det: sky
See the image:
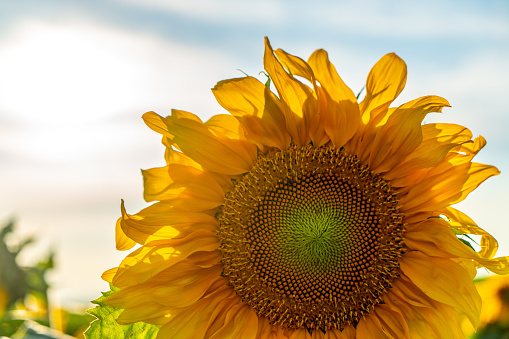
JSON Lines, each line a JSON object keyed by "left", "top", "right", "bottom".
{"left": 0, "top": 0, "right": 508, "bottom": 306}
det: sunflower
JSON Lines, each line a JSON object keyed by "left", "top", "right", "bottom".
{"left": 102, "top": 37, "right": 509, "bottom": 338}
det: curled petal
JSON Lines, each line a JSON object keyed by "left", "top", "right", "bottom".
{"left": 385, "top": 123, "right": 473, "bottom": 185}
{"left": 406, "top": 219, "right": 509, "bottom": 274}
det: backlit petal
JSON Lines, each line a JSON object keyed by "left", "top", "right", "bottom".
{"left": 212, "top": 76, "right": 290, "bottom": 149}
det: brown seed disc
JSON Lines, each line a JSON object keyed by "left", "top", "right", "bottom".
{"left": 218, "top": 144, "right": 404, "bottom": 331}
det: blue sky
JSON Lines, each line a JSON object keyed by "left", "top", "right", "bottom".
{"left": 0, "top": 0, "right": 508, "bottom": 305}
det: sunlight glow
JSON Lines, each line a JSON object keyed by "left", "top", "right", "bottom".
{"left": 0, "top": 20, "right": 152, "bottom": 125}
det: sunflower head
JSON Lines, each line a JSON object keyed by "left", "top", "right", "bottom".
{"left": 98, "top": 37, "right": 508, "bottom": 339}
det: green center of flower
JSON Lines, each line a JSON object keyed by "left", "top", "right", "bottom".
{"left": 218, "top": 145, "right": 404, "bottom": 331}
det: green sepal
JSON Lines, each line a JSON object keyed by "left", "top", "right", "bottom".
{"left": 451, "top": 228, "right": 463, "bottom": 235}
{"left": 450, "top": 227, "right": 478, "bottom": 251}
{"left": 458, "top": 238, "right": 476, "bottom": 251}
{"left": 85, "top": 285, "right": 159, "bottom": 339}
{"left": 259, "top": 71, "right": 271, "bottom": 88}
{"left": 356, "top": 86, "right": 365, "bottom": 100}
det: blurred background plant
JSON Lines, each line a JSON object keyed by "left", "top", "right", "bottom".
{"left": 0, "top": 220, "right": 93, "bottom": 339}
{"left": 461, "top": 274, "right": 509, "bottom": 339}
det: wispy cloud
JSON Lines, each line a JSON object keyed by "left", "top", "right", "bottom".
{"left": 119, "top": 0, "right": 509, "bottom": 39}
{"left": 117, "top": 0, "right": 284, "bottom": 24}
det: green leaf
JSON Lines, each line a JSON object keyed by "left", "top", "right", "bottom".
{"left": 85, "top": 285, "right": 159, "bottom": 339}
{"left": 64, "top": 311, "right": 95, "bottom": 337}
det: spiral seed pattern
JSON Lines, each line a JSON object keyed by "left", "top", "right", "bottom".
{"left": 218, "top": 144, "right": 404, "bottom": 331}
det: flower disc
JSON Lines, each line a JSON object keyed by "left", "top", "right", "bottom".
{"left": 218, "top": 145, "right": 405, "bottom": 330}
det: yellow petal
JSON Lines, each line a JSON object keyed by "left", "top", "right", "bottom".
{"left": 401, "top": 162, "right": 500, "bottom": 213}
{"left": 116, "top": 303, "right": 171, "bottom": 325}
{"left": 163, "top": 145, "right": 201, "bottom": 168}
{"left": 275, "top": 48, "right": 316, "bottom": 85}
{"left": 322, "top": 327, "right": 355, "bottom": 339}
{"left": 355, "top": 315, "right": 392, "bottom": 339}
{"left": 212, "top": 76, "right": 290, "bottom": 149}
{"left": 263, "top": 37, "right": 317, "bottom": 146}
{"left": 359, "top": 53, "right": 407, "bottom": 123}
{"left": 384, "top": 123, "right": 472, "bottom": 184}
{"left": 208, "top": 304, "right": 259, "bottom": 339}
{"left": 405, "top": 219, "right": 509, "bottom": 274}
{"left": 112, "top": 229, "right": 219, "bottom": 288}
{"left": 119, "top": 201, "right": 218, "bottom": 246}
{"left": 307, "top": 49, "right": 361, "bottom": 148}
{"left": 440, "top": 206, "right": 498, "bottom": 259}
{"left": 456, "top": 135, "right": 486, "bottom": 156}
{"left": 275, "top": 47, "right": 333, "bottom": 147}
{"left": 337, "top": 326, "right": 355, "bottom": 339}
{"left": 156, "top": 285, "right": 236, "bottom": 339}
{"left": 384, "top": 288, "right": 465, "bottom": 338}
{"left": 368, "top": 95, "right": 450, "bottom": 173}
{"left": 141, "top": 166, "right": 183, "bottom": 202}
{"left": 115, "top": 212, "right": 136, "bottom": 251}
{"left": 307, "top": 49, "right": 356, "bottom": 105}
{"left": 142, "top": 111, "right": 175, "bottom": 139}
{"left": 256, "top": 317, "right": 289, "bottom": 339}
{"left": 400, "top": 251, "right": 481, "bottom": 328}
{"left": 426, "top": 299, "right": 466, "bottom": 338}
{"left": 106, "top": 263, "right": 222, "bottom": 311}
{"left": 288, "top": 328, "right": 313, "bottom": 339}
{"left": 373, "top": 304, "right": 410, "bottom": 339}
{"left": 101, "top": 267, "right": 117, "bottom": 283}
{"left": 142, "top": 164, "right": 225, "bottom": 210}
{"left": 164, "top": 111, "right": 257, "bottom": 175}
{"left": 203, "top": 295, "right": 239, "bottom": 338}
{"left": 389, "top": 276, "right": 436, "bottom": 309}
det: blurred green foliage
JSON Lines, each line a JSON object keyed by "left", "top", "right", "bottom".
{"left": 0, "top": 219, "right": 93, "bottom": 338}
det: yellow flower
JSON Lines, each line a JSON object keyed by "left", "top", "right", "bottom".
{"left": 102, "top": 37, "right": 509, "bottom": 338}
